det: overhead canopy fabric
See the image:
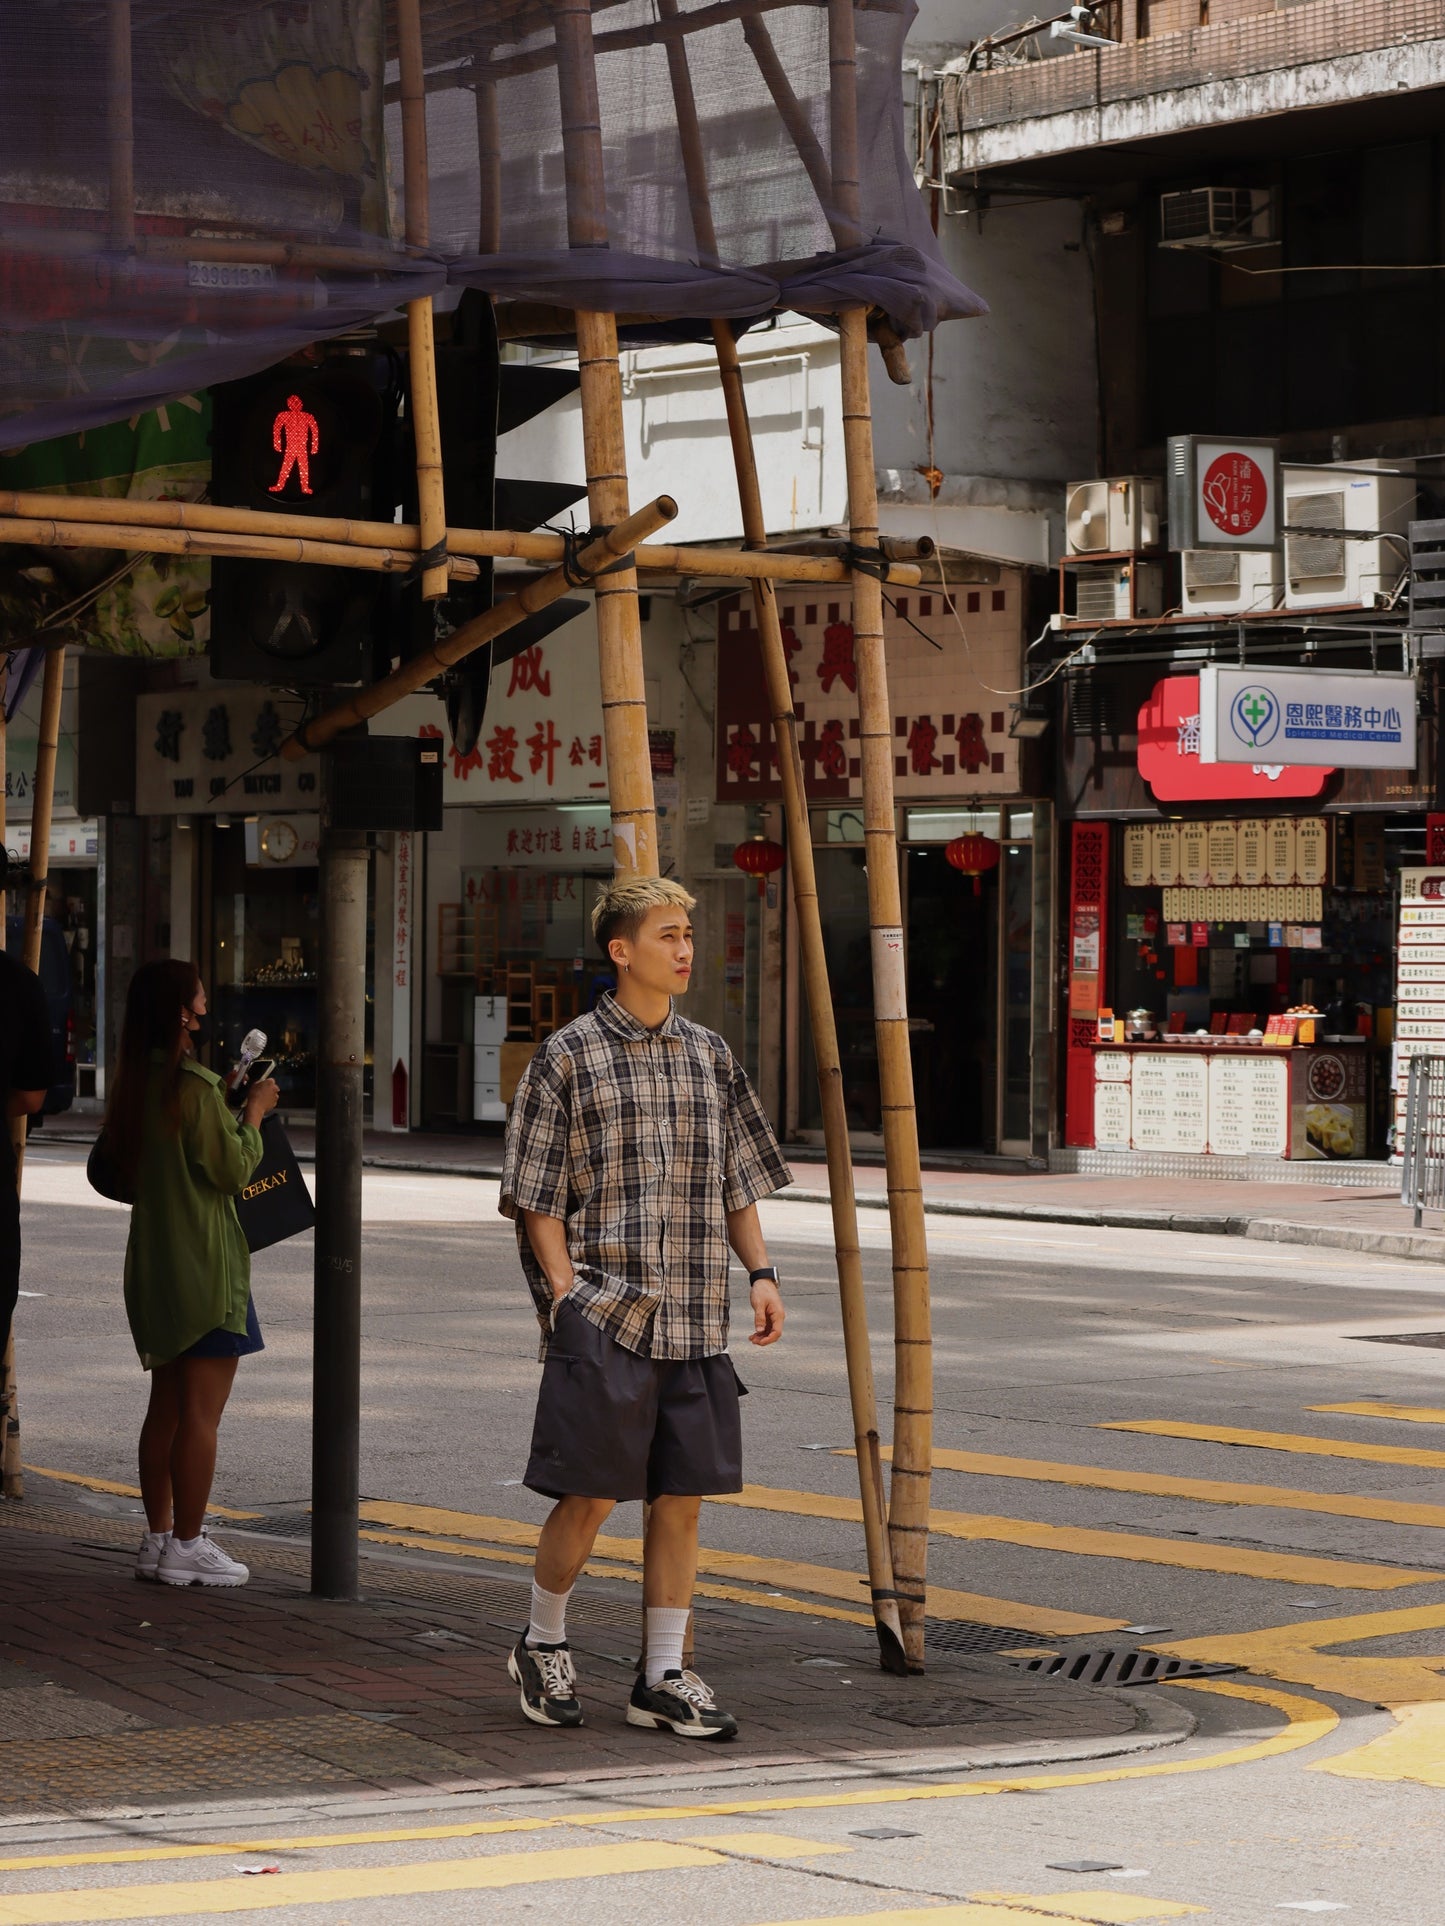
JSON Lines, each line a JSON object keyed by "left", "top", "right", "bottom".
{"left": 0, "top": 0, "right": 983, "bottom": 449}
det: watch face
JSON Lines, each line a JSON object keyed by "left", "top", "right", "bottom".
{"left": 261, "top": 820, "right": 299, "bottom": 862}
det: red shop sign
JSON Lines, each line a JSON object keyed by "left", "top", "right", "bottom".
{"left": 1137, "top": 676, "right": 1331, "bottom": 802}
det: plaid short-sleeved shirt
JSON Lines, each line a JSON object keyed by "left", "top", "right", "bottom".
{"left": 499, "top": 994, "right": 792, "bottom": 1361}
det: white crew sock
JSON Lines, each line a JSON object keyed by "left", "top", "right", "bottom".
{"left": 644, "top": 1607, "right": 691, "bottom": 1687}
{"left": 172, "top": 1536, "right": 201, "bottom": 1554}
{"left": 526, "top": 1581, "right": 571, "bottom": 1648}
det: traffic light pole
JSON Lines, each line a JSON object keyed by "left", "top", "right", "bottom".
{"left": 311, "top": 824, "right": 369, "bottom": 1600}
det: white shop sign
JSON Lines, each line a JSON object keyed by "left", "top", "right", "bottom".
{"left": 1200, "top": 665, "right": 1416, "bottom": 770}
{"left": 136, "top": 690, "right": 320, "bottom": 815}
{"left": 2, "top": 817, "right": 99, "bottom": 866}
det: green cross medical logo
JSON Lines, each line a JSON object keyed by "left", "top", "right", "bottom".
{"left": 1229, "top": 685, "right": 1280, "bottom": 750}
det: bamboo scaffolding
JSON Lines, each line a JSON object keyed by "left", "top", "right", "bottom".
{"left": 282, "top": 495, "right": 676, "bottom": 759}
{"left": 655, "top": 0, "right": 905, "bottom": 1674}
{"left": 0, "top": 516, "right": 480, "bottom": 580}
{"left": 551, "top": 0, "right": 659, "bottom": 882}
{"left": 398, "top": 0, "right": 450, "bottom": 603}
{"left": 829, "top": 0, "right": 933, "bottom": 1672}
{"left": 474, "top": 60, "right": 502, "bottom": 257}
{"left": 0, "top": 494, "right": 920, "bottom": 588}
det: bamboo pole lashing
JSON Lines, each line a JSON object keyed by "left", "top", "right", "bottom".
{"left": 654, "top": 0, "right": 905, "bottom": 1675}
{"left": 0, "top": 517, "right": 480, "bottom": 580}
{"left": 0, "top": 493, "right": 923, "bottom": 588}
{"left": 397, "top": 0, "right": 450, "bottom": 603}
{"left": 283, "top": 494, "right": 677, "bottom": 760}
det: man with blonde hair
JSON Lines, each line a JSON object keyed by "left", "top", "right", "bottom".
{"left": 500, "top": 873, "right": 791, "bottom": 1738}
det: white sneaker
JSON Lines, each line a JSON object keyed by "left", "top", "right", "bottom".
{"left": 157, "top": 1531, "right": 250, "bottom": 1588}
{"left": 135, "top": 1531, "right": 170, "bottom": 1581}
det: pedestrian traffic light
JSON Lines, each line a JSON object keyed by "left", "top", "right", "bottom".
{"left": 404, "top": 292, "right": 588, "bottom": 757}
{"left": 209, "top": 350, "right": 401, "bottom": 686}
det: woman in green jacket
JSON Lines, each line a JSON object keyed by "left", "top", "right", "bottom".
{"left": 100, "top": 959, "right": 278, "bottom": 1588}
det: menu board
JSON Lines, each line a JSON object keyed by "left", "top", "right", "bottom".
{"left": 1267, "top": 818, "right": 1296, "bottom": 886}
{"left": 1206, "top": 822, "right": 1239, "bottom": 888}
{"left": 1131, "top": 1054, "right": 1171, "bottom": 1148}
{"left": 1238, "top": 820, "right": 1267, "bottom": 888}
{"left": 1291, "top": 1046, "right": 1367, "bottom": 1160}
{"left": 1180, "top": 822, "right": 1209, "bottom": 887}
{"left": 1161, "top": 886, "right": 1322, "bottom": 923}
{"left": 1295, "top": 817, "right": 1328, "bottom": 886}
{"left": 1162, "top": 1055, "right": 1208, "bottom": 1153}
{"left": 1094, "top": 1080, "right": 1132, "bottom": 1149}
{"left": 1123, "top": 824, "right": 1152, "bottom": 889}
{"left": 1153, "top": 822, "right": 1180, "bottom": 887}
{"left": 1094, "top": 1051, "right": 1133, "bottom": 1082}
{"left": 1395, "top": 872, "right": 1445, "bottom": 1146}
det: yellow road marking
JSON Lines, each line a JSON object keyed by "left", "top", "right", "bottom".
{"left": 711, "top": 1484, "right": 1434, "bottom": 1591}
{"left": 1160, "top": 1603, "right": 1445, "bottom": 1705}
{"left": 863, "top": 1444, "right": 1445, "bottom": 1534}
{"left": 1311, "top": 1402, "right": 1445, "bottom": 1426}
{"left": 0, "top": 1682, "right": 1335, "bottom": 1876}
{"left": 1099, "top": 1420, "right": 1445, "bottom": 1470}
{"left": 1311, "top": 1700, "right": 1445, "bottom": 1787}
{"left": 0, "top": 1842, "right": 724, "bottom": 1924}
{"left": 973, "top": 1894, "right": 1204, "bottom": 1921}
{"left": 24, "top": 1465, "right": 259, "bottom": 1521}
{"left": 356, "top": 1500, "right": 1120, "bottom": 1635}
{"left": 683, "top": 1831, "right": 850, "bottom": 1857}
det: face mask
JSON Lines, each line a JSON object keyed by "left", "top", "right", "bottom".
{"left": 188, "top": 1016, "right": 212, "bottom": 1050}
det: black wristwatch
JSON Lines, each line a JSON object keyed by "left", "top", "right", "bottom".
{"left": 749, "top": 1266, "right": 780, "bottom": 1286}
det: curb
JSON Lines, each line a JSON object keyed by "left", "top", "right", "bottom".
{"left": 43, "top": 1129, "right": 1441, "bottom": 1263}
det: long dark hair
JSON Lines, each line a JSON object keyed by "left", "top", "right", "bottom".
{"left": 101, "top": 959, "right": 201, "bottom": 1184}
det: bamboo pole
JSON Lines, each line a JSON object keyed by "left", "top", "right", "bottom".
{"left": 551, "top": 0, "right": 658, "bottom": 882}
{"left": 830, "top": 0, "right": 933, "bottom": 1672}
{"left": 740, "top": 13, "right": 838, "bottom": 234}
{"left": 0, "top": 494, "right": 920, "bottom": 587}
{"left": 0, "top": 662, "right": 17, "bottom": 1500}
{"left": 283, "top": 495, "right": 677, "bottom": 759}
{"left": 0, "top": 516, "right": 480, "bottom": 579}
{"left": 654, "top": 0, "right": 905, "bottom": 1673}
{"left": 22, "top": 650, "right": 64, "bottom": 980}
{"left": 474, "top": 60, "right": 502, "bottom": 256}
{"left": 107, "top": 0, "right": 134, "bottom": 250}
{"left": 397, "top": 0, "right": 449, "bottom": 603}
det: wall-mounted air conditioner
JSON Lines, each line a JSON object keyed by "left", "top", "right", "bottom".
{"left": 1282, "top": 470, "right": 1416, "bottom": 611}
{"left": 1064, "top": 475, "right": 1162, "bottom": 555}
{"left": 1180, "top": 545, "right": 1282, "bottom": 616}
{"left": 1072, "top": 558, "right": 1164, "bottom": 623}
{"left": 1160, "top": 187, "right": 1272, "bottom": 251}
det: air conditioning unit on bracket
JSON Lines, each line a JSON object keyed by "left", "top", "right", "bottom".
{"left": 1282, "top": 469, "right": 1416, "bottom": 611}
{"left": 1071, "top": 557, "right": 1165, "bottom": 623}
{"left": 1064, "top": 475, "right": 1162, "bottom": 555}
{"left": 1180, "top": 546, "right": 1282, "bottom": 616}
{"left": 1160, "top": 186, "right": 1272, "bottom": 251}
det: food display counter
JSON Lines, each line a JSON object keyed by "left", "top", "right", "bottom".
{"left": 1090, "top": 1036, "right": 1368, "bottom": 1160}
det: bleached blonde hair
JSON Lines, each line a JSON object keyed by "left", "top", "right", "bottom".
{"left": 591, "top": 875, "right": 696, "bottom": 958}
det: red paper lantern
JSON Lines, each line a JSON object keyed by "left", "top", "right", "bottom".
{"left": 945, "top": 833, "right": 1000, "bottom": 896}
{"left": 733, "top": 837, "right": 786, "bottom": 897}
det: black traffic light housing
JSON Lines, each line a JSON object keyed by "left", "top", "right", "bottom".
{"left": 403, "top": 292, "right": 588, "bottom": 757}
{"left": 209, "top": 349, "right": 401, "bottom": 686}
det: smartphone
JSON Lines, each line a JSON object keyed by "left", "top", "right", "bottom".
{"left": 248, "top": 1060, "right": 276, "bottom": 1085}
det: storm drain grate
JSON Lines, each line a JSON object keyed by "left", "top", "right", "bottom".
{"left": 1009, "top": 1648, "right": 1241, "bottom": 1687}
{"left": 244, "top": 1514, "right": 313, "bottom": 1539}
{"left": 926, "top": 1620, "right": 1047, "bottom": 1657}
{"left": 1351, "top": 1332, "right": 1445, "bottom": 1348}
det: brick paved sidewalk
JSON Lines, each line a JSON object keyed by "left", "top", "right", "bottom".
{"left": 0, "top": 1496, "right": 1180, "bottom": 1826}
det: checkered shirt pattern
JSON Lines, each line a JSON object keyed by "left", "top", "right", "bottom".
{"left": 499, "top": 994, "right": 792, "bottom": 1360}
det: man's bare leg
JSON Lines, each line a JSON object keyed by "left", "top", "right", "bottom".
{"left": 534, "top": 1494, "right": 615, "bottom": 1595}
{"left": 641, "top": 1494, "right": 700, "bottom": 1608}
{"left": 509, "top": 1495, "right": 615, "bottom": 1729}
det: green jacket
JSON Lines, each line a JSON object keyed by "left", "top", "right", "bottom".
{"left": 123, "top": 1056, "right": 264, "bottom": 1369}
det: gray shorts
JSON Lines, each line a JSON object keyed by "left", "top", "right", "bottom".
{"left": 524, "top": 1298, "right": 746, "bottom": 1503}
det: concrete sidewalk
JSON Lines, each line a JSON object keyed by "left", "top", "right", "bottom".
{"left": 41, "top": 1113, "right": 1441, "bottom": 1264}
{"left": 0, "top": 1487, "right": 1187, "bottom": 1826}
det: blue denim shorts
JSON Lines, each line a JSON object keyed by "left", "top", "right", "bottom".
{"left": 183, "top": 1295, "right": 264, "bottom": 1359}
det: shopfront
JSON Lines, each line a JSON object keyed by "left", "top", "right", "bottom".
{"left": 714, "top": 576, "right": 1052, "bottom": 1157}
{"left": 1062, "top": 665, "right": 1433, "bottom": 1166}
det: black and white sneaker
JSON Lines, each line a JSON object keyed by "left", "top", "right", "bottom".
{"left": 507, "top": 1635, "right": 585, "bottom": 1728}
{"left": 626, "top": 1668, "right": 738, "bottom": 1739}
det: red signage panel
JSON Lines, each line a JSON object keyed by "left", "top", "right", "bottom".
{"left": 1138, "top": 676, "right": 1330, "bottom": 803}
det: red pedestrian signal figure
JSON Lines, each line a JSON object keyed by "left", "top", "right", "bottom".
{"left": 269, "top": 393, "right": 319, "bottom": 496}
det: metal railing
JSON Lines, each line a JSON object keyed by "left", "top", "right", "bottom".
{"left": 1400, "top": 1055, "right": 1445, "bottom": 1226}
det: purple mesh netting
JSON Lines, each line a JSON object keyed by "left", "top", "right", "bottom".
{"left": 0, "top": 0, "right": 982, "bottom": 449}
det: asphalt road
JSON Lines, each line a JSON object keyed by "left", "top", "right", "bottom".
{"left": 9, "top": 1144, "right": 1445, "bottom": 1923}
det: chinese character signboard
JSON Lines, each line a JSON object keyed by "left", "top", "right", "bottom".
{"left": 1166, "top": 435, "right": 1280, "bottom": 551}
{"left": 715, "top": 588, "right": 1021, "bottom": 803}
{"left": 1138, "top": 676, "right": 1330, "bottom": 802}
{"left": 135, "top": 690, "right": 321, "bottom": 814}
{"left": 1200, "top": 665, "right": 1417, "bottom": 771}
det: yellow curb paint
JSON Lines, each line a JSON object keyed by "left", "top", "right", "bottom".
{"left": 1099, "top": 1421, "right": 1445, "bottom": 1470}
{"left": 1310, "top": 1700, "right": 1445, "bottom": 1786}
{"left": 862, "top": 1445, "right": 1445, "bottom": 1534}
{"left": 973, "top": 1893, "right": 1205, "bottom": 1921}
{"left": 0, "top": 1842, "right": 725, "bottom": 1925}
{"left": 682, "top": 1832, "right": 851, "bottom": 1857}
{"left": 1158, "top": 1603, "right": 1445, "bottom": 1705}
{"left": 356, "top": 1502, "right": 1120, "bottom": 1636}
{"left": 711, "top": 1484, "right": 1432, "bottom": 1591}
{"left": 1310, "top": 1403, "right": 1445, "bottom": 1427}
{"left": 0, "top": 1681, "right": 1336, "bottom": 1877}
{"left": 23, "top": 1465, "right": 260, "bottom": 1521}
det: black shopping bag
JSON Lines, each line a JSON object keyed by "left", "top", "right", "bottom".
{"left": 235, "top": 1115, "right": 315, "bottom": 1253}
